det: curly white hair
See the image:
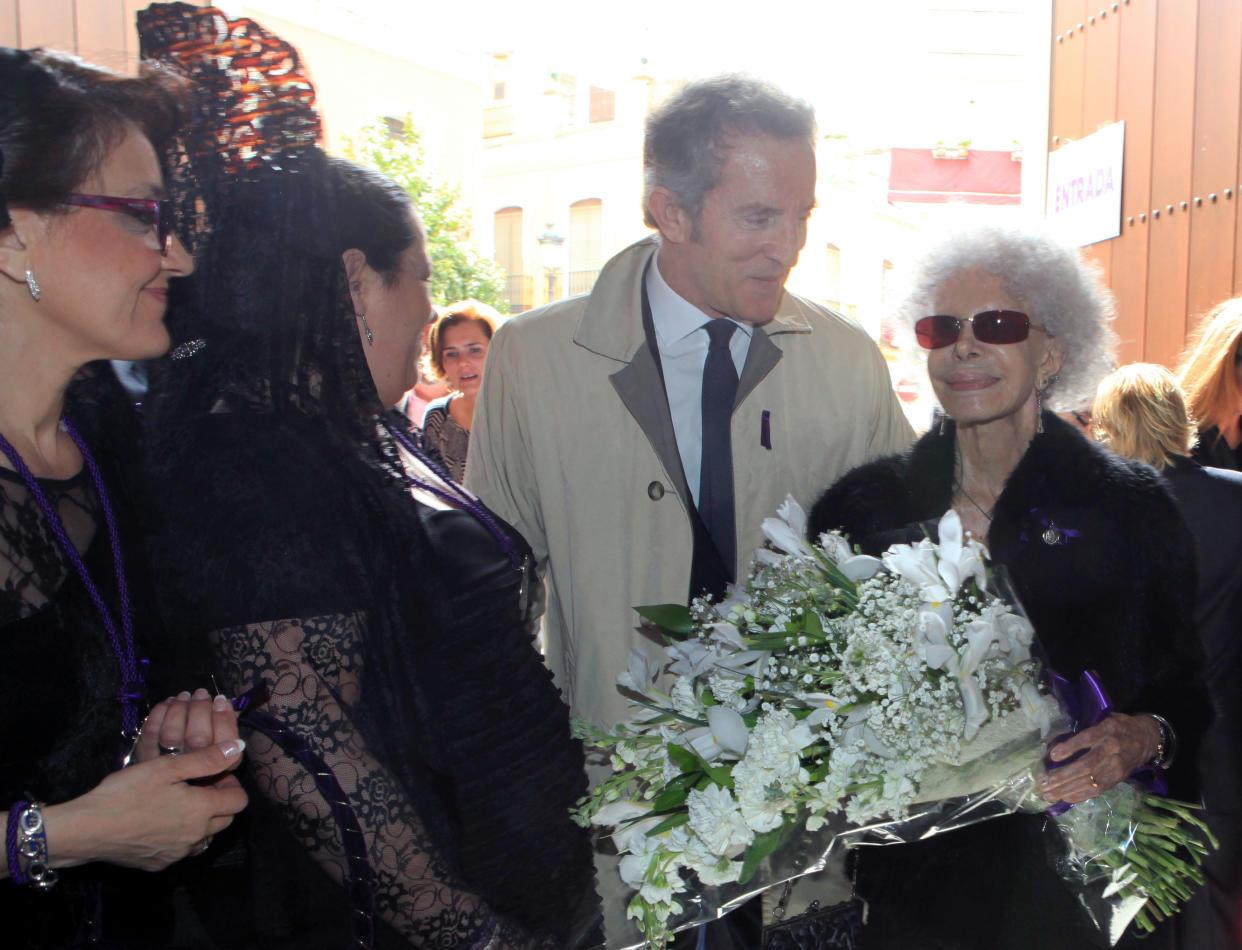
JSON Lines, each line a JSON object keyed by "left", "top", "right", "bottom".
{"left": 894, "top": 225, "right": 1118, "bottom": 412}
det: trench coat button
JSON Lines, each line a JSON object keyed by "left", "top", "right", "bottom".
{"left": 647, "top": 481, "right": 666, "bottom": 501}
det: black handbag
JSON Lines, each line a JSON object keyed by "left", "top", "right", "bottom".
{"left": 762, "top": 881, "right": 864, "bottom": 950}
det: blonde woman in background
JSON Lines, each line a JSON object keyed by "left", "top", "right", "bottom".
{"left": 1178, "top": 297, "right": 1242, "bottom": 470}
{"left": 1095, "top": 363, "right": 1242, "bottom": 950}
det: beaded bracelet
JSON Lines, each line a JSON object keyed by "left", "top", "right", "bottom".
{"left": 6, "top": 800, "right": 28, "bottom": 884}
{"left": 6, "top": 801, "right": 57, "bottom": 889}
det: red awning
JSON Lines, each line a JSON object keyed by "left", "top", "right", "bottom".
{"left": 887, "top": 148, "right": 1021, "bottom": 205}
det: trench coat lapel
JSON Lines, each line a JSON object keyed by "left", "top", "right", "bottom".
{"left": 735, "top": 327, "right": 783, "bottom": 410}
{"left": 609, "top": 315, "right": 693, "bottom": 506}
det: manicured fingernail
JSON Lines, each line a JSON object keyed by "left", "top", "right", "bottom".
{"left": 221, "top": 739, "right": 245, "bottom": 759}
{"left": 177, "top": 691, "right": 192, "bottom": 701}
{"left": 192, "top": 687, "right": 210, "bottom": 700}
{"left": 213, "top": 694, "right": 229, "bottom": 712}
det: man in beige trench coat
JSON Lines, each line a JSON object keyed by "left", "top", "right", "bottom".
{"left": 468, "top": 74, "right": 912, "bottom": 731}
{"left": 467, "top": 72, "right": 914, "bottom": 949}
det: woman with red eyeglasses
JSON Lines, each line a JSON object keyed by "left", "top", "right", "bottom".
{"left": 0, "top": 48, "right": 247, "bottom": 947}
{"left": 806, "top": 226, "right": 1207, "bottom": 949}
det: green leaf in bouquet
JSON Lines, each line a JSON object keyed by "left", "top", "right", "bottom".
{"left": 739, "top": 824, "right": 790, "bottom": 884}
{"left": 811, "top": 551, "right": 859, "bottom": 601}
{"left": 652, "top": 771, "right": 701, "bottom": 811}
{"left": 646, "top": 811, "right": 691, "bottom": 836}
{"left": 666, "top": 742, "right": 701, "bottom": 772}
{"left": 636, "top": 603, "right": 696, "bottom": 638}
{"left": 631, "top": 697, "right": 706, "bottom": 727}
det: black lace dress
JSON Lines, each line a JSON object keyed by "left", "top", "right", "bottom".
{"left": 147, "top": 409, "right": 598, "bottom": 949}
{"left": 0, "top": 390, "right": 170, "bottom": 948}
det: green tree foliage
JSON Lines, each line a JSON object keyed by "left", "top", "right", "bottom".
{"left": 342, "top": 115, "right": 508, "bottom": 312}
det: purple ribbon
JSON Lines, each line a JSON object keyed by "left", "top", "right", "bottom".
{"left": 230, "top": 680, "right": 374, "bottom": 949}
{"left": 1042, "top": 668, "right": 1167, "bottom": 815}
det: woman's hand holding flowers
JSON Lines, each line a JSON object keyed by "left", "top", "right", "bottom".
{"left": 1039, "top": 712, "right": 1163, "bottom": 804}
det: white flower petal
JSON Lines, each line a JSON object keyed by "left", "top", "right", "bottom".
{"left": 707, "top": 705, "right": 750, "bottom": 756}
{"left": 840, "top": 554, "right": 882, "bottom": 581}
{"left": 776, "top": 494, "right": 808, "bottom": 539}
{"left": 761, "top": 515, "right": 814, "bottom": 558}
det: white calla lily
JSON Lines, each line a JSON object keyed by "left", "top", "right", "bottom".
{"left": 958, "top": 673, "right": 988, "bottom": 741}
{"left": 817, "top": 530, "right": 854, "bottom": 565}
{"left": 761, "top": 495, "right": 816, "bottom": 558}
{"left": 883, "top": 540, "right": 950, "bottom": 600}
{"left": 707, "top": 705, "right": 750, "bottom": 756}
{"left": 754, "top": 547, "right": 784, "bottom": 566}
{"left": 616, "top": 647, "right": 658, "bottom": 698}
{"left": 665, "top": 639, "right": 715, "bottom": 677}
{"left": 705, "top": 621, "right": 746, "bottom": 649}
{"left": 960, "top": 617, "right": 1001, "bottom": 675}
{"left": 777, "top": 494, "right": 808, "bottom": 537}
{"left": 592, "top": 800, "right": 652, "bottom": 828}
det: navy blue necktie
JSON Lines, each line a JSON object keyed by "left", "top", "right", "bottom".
{"left": 699, "top": 319, "right": 738, "bottom": 582}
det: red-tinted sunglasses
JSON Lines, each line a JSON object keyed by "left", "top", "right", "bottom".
{"left": 915, "top": 310, "right": 1043, "bottom": 349}
{"left": 62, "top": 193, "right": 176, "bottom": 256}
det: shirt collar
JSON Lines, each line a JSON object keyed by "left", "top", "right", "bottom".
{"left": 646, "top": 249, "right": 753, "bottom": 348}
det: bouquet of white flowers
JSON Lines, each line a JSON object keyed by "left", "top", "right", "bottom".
{"left": 575, "top": 499, "right": 1215, "bottom": 948}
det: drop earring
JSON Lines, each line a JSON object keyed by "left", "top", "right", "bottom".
{"left": 358, "top": 311, "right": 374, "bottom": 346}
{"left": 25, "top": 269, "right": 40, "bottom": 301}
{"left": 1035, "top": 381, "right": 1045, "bottom": 434}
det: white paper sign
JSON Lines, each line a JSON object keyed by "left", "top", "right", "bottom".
{"left": 1045, "top": 121, "right": 1125, "bottom": 247}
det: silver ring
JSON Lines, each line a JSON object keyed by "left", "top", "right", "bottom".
{"left": 158, "top": 743, "right": 184, "bottom": 756}
{"left": 190, "top": 836, "right": 212, "bottom": 856}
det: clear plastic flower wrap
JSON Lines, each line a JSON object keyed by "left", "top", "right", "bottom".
{"left": 574, "top": 499, "right": 1215, "bottom": 948}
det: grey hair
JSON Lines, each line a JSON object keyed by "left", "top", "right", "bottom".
{"left": 642, "top": 74, "right": 815, "bottom": 230}
{"left": 896, "top": 225, "right": 1117, "bottom": 412}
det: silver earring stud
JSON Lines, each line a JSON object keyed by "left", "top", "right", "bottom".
{"left": 25, "top": 269, "right": 40, "bottom": 301}
{"left": 358, "top": 311, "right": 374, "bottom": 346}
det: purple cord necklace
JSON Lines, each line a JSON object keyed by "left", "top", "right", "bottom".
{"left": 379, "top": 415, "right": 521, "bottom": 569}
{"left": 0, "top": 418, "right": 143, "bottom": 738}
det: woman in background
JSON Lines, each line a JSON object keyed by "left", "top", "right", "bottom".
{"left": 1094, "top": 363, "right": 1242, "bottom": 950}
{"left": 1178, "top": 297, "right": 1242, "bottom": 470}
{"left": 421, "top": 299, "right": 499, "bottom": 483}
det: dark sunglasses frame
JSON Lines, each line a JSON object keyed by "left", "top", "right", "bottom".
{"left": 62, "top": 193, "right": 175, "bottom": 256}
{"left": 915, "top": 310, "right": 1038, "bottom": 349}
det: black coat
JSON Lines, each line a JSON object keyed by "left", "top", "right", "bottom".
{"left": 808, "top": 413, "right": 1208, "bottom": 950}
{"left": 1162, "top": 458, "right": 1242, "bottom": 949}
{"left": 1191, "top": 425, "right": 1242, "bottom": 471}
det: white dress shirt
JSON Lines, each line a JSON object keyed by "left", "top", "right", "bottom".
{"left": 645, "top": 252, "right": 752, "bottom": 505}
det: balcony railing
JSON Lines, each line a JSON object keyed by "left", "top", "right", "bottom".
{"left": 503, "top": 274, "right": 534, "bottom": 313}
{"left": 568, "top": 269, "right": 600, "bottom": 296}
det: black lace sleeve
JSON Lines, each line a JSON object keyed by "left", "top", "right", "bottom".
{"left": 210, "top": 611, "right": 550, "bottom": 949}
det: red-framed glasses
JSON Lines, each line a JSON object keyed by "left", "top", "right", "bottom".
{"left": 915, "top": 310, "right": 1044, "bottom": 350}
{"left": 62, "top": 193, "right": 175, "bottom": 256}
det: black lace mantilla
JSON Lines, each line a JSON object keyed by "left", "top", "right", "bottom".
{"left": 146, "top": 411, "right": 598, "bottom": 948}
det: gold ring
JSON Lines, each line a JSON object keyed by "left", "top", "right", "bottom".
{"left": 1088, "top": 775, "right": 1099, "bottom": 789}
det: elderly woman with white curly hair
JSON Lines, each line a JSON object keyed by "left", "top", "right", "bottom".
{"left": 807, "top": 226, "right": 1208, "bottom": 949}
